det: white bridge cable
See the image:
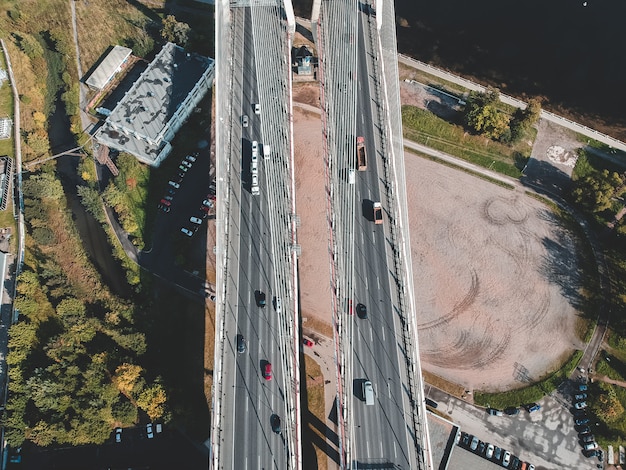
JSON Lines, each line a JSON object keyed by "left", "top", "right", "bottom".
{"left": 250, "top": 4, "right": 301, "bottom": 469}
{"left": 366, "top": 0, "right": 433, "bottom": 467}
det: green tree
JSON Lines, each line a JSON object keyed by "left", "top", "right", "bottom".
{"left": 77, "top": 185, "right": 105, "bottom": 221}
{"left": 137, "top": 383, "right": 168, "bottom": 421}
{"left": 160, "top": 15, "right": 190, "bottom": 46}
{"left": 463, "top": 87, "right": 510, "bottom": 139}
{"left": 572, "top": 170, "right": 626, "bottom": 213}
{"left": 25, "top": 130, "right": 50, "bottom": 156}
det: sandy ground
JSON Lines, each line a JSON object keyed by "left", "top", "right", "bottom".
{"left": 293, "top": 79, "right": 587, "bottom": 392}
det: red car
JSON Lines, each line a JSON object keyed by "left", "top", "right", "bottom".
{"left": 160, "top": 199, "right": 171, "bottom": 206}
{"left": 263, "top": 363, "right": 272, "bottom": 380}
{"left": 303, "top": 338, "right": 314, "bottom": 348}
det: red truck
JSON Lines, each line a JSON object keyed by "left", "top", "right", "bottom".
{"left": 356, "top": 136, "right": 367, "bottom": 171}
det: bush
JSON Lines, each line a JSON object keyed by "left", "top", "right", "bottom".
{"left": 31, "top": 227, "right": 55, "bottom": 245}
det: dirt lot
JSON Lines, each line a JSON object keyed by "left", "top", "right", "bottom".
{"left": 293, "top": 80, "right": 586, "bottom": 392}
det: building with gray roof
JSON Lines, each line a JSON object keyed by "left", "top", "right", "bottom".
{"left": 85, "top": 45, "right": 132, "bottom": 90}
{"left": 94, "top": 42, "right": 215, "bottom": 167}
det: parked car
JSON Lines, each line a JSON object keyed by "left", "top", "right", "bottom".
{"left": 181, "top": 160, "right": 193, "bottom": 168}
{"left": 583, "top": 448, "right": 597, "bottom": 458}
{"left": 274, "top": 297, "right": 282, "bottom": 314}
{"left": 574, "top": 401, "right": 587, "bottom": 410}
{"left": 486, "top": 443, "right": 494, "bottom": 459}
{"left": 157, "top": 204, "right": 170, "bottom": 213}
{"left": 263, "top": 362, "right": 272, "bottom": 380}
{"left": 470, "top": 436, "right": 479, "bottom": 451}
{"left": 477, "top": 441, "right": 486, "bottom": 455}
{"left": 573, "top": 409, "right": 587, "bottom": 418}
{"left": 461, "top": 432, "right": 470, "bottom": 447}
{"left": 303, "top": 338, "right": 314, "bottom": 347}
{"left": 574, "top": 393, "right": 588, "bottom": 400}
{"left": 164, "top": 195, "right": 174, "bottom": 201}
{"left": 203, "top": 199, "right": 214, "bottom": 208}
{"left": 190, "top": 216, "right": 203, "bottom": 225}
{"left": 185, "top": 154, "right": 197, "bottom": 162}
{"left": 115, "top": 428, "right": 122, "bottom": 443}
{"left": 494, "top": 446, "right": 502, "bottom": 461}
{"left": 178, "top": 164, "right": 188, "bottom": 172}
{"left": 487, "top": 407, "right": 504, "bottom": 416}
{"left": 181, "top": 227, "right": 194, "bottom": 237}
{"left": 578, "top": 425, "right": 591, "bottom": 435}
{"left": 581, "top": 434, "right": 595, "bottom": 443}
{"left": 504, "top": 406, "right": 519, "bottom": 415}
{"left": 510, "top": 456, "right": 520, "bottom": 469}
{"left": 575, "top": 417, "right": 590, "bottom": 425}
{"left": 524, "top": 403, "right": 541, "bottom": 412}
{"left": 254, "top": 103, "right": 261, "bottom": 114}
{"left": 579, "top": 384, "right": 588, "bottom": 391}
{"left": 242, "top": 114, "right": 249, "bottom": 127}
{"left": 160, "top": 199, "right": 171, "bottom": 206}
{"left": 503, "top": 450, "right": 511, "bottom": 467}
{"left": 168, "top": 180, "right": 180, "bottom": 189}
{"left": 146, "top": 423, "right": 154, "bottom": 439}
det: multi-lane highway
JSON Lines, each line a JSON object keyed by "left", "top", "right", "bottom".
{"left": 346, "top": 10, "right": 414, "bottom": 469}
{"left": 213, "top": 1, "right": 299, "bottom": 469}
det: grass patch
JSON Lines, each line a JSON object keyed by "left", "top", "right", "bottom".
{"left": 302, "top": 315, "right": 333, "bottom": 338}
{"left": 302, "top": 354, "right": 328, "bottom": 470}
{"left": 422, "top": 370, "right": 466, "bottom": 398}
{"left": 474, "top": 350, "right": 583, "bottom": 409}
{"left": 404, "top": 146, "right": 516, "bottom": 190}
{"left": 402, "top": 105, "right": 529, "bottom": 178}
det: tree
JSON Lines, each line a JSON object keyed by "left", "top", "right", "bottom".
{"left": 137, "top": 383, "right": 168, "bottom": 421}
{"left": 113, "top": 363, "right": 144, "bottom": 397}
{"left": 160, "top": 15, "right": 190, "bottom": 47}
{"left": 572, "top": 170, "right": 626, "bottom": 213}
{"left": 463, "top": 87, "right": 510, "bottom": 140}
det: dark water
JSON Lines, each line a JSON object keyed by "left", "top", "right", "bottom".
{"left": 294, "top": 0, "right": 626, "bottom": 140}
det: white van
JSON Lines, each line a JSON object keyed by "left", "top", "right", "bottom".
{"left": 363, "top": 381, "right": 374, "bottom": 406}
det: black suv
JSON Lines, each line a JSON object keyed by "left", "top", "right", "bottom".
{"left": 256, "top": 290, "right": 266, "bottom": 308}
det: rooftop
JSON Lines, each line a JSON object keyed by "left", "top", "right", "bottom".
{"left": 85, "top": 45, "right": 132, "bottom": 90}
{"left": 95, "top": 43, "right": 214, "bottom": 165}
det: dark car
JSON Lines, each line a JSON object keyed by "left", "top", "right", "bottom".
{"left": 477, "top": 441, "right": 486, "bottom": 455}
{"left": 425, "top": 398, "right": 438, "bottom": 409}
{"left": 461, "top": 432, "right": 470, "bottom": 447}
{"left": 573, "top": 409, "right": 587, "bottom": 418}
{"left": 493, "top": 446, "right": 502, "bottom": 461}
{"left": 256, "top": 290, "right": 266, "bottom": 307}
{"left": 356, "top": 303, "right": 367, "bottom": 319}
{"left": 236, "top": 334, "right": 246, "bottom": 354}
{"left": 504, "top": 406, "right": 519, "bottom": 415}
{"left": 581, "top": 434, "right": 595, "bottom": 443}
{"left": 578, "top": 425, "right": 591, "bottom": 435}
{"left": 510, "top": 456, "right": 521, "bottom": 469}
{"left": 583, "top": 448, "right": 597, "bottom": 458}
{"left": 270, "top": 414, "right": 282, "bottom": 434}
{"left": 487, "top": 407, "right": 503, "bottom": 416}
{"left": 575, "top": 418, "right": 590, "bottom": 426}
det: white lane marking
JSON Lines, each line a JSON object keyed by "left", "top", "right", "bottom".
{"left": 377, "top": 277, "right": 380, "bottom": 290}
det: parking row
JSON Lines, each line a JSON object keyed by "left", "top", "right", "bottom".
{"left": 570, "top": 382, "right": 604, "bottom": 462}
{"left": 458, "top": 431, "right": 535, "bottom": 469}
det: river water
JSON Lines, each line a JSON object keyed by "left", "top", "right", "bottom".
{"left": 293, "top": 0, "right": 626, "bottom": 140}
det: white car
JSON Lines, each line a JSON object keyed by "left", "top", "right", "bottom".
{"left": 242, "top": 115, "right": 249, "bottom": 127}
{"left": 185, "top": 154, "right": 196, "bottom": 162}
{"left": 251, "top": 160, "right": 258, "bottom": 175}
{"left": 254, "top": 103, "right": 260, "bottom": 115}
{"left": 115, "top": 428, "right": 122, "bottom": 443}
{"left": 146, "top": 423, "right": 154, "bottom": 439}
{"left": 181, "top": 227, "right": 193, "bottom": 237}
{"left": 181, "top": 160, "right": 193, "bottom": 168}
{"left": 251, "top": 173, "right": 259, "bottom": 188}
{"left": 486, "top": 443, "right": 494, "bottom": 459}
{"left": 190, "top": 216, "right": 202, "bottom": 225}
{"left": 275, "top": 297, "right": 282, "bottom": 314}
{"left": 168, "top": 181, "right": 180, "bottom": 189}
{"left": 502, "top": 450, "right": 511, "bottom": 467}
{"left": 574, "top": 401, "right": 587, "bottom": 409}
